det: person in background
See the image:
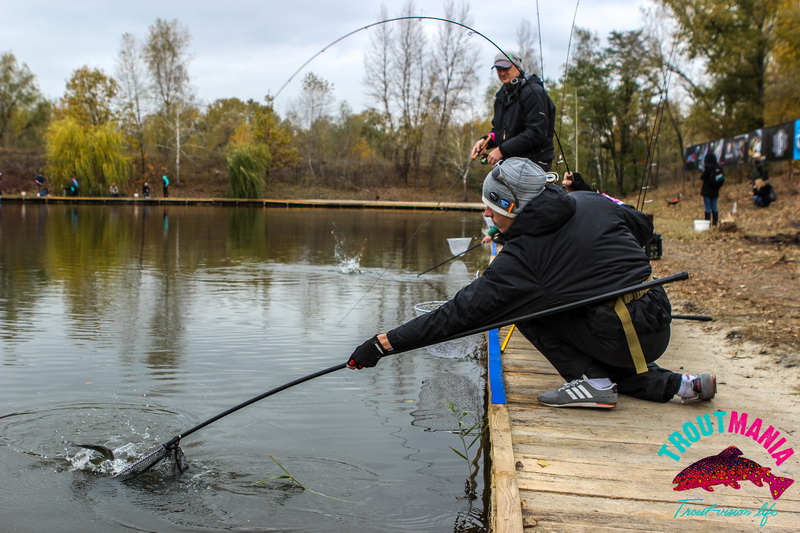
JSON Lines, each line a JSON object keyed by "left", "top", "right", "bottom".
{"left": 110, "top": 183, "right": 120, "bottom": 197}
{"left": 346, "top": 157, "right": 715, "bottom": 409}
{"left": 750, "top": 152, "right": 769, "bottom": 183}
{"left": 699, "top": 153, "right": 724, "bottom": 226}
{"left": 471, "top": 51, "right": 555, "bottom": 170}
{"left": 752, "top": 178, "right": 776, "bottom": 208}
{"left": 142, "top": 182, "right": 151, "bottom": 199}
{"left": 162, "top": 175, "right": 170, "bottom": 198}
{"left": 70, "top": 177, "right": 79, "bottom": 197}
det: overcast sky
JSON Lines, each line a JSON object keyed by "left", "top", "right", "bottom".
{"left": 1, "top": 0, "right": 655, "bottom": 114}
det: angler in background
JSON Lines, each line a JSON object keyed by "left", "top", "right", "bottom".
{"left": 347, "top": 158, "right": 716, "bottom": 409}
{"left": 470, "top": 52, "right": 555, "bottom": 170}
{"left": 752, "top": 178, "right": 776, "bottom": 208}
{"left": 699, "top": 153, "right": 724, "bottom": 226}
{"left": 751, "top": 151, "right": 769, "bottom": 183}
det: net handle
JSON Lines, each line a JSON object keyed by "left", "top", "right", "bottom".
{"left": 177, "top": 363, "right": 347, "bottom": 441}
{"left": 152, "top": 272, "right": 688, "bottom": 450}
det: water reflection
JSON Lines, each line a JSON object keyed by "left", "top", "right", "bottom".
{"left": 0, "top": 203, "right": 489, "bottom": 532}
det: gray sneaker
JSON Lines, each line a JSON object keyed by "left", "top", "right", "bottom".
{"left": 538, "top": 377, "right": 618, "bottom": 408}
{"left": 679, "top": 374, "right": 717, "bottom": 404}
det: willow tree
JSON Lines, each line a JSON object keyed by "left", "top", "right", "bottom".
{"left": 44, "top": 66, "right": 129, "bottom": 195}
{"left": 226, "top": 144, "right": 269, "bottom": 198}
{"left": 45, "top": 117, "right": 130, "bottom": 195}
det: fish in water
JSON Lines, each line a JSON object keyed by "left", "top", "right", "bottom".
{"left": 78, "top": 444, "right": 115, "bottom": 461}
{"left": 673, "top": 445, "right": 794, "bottom": 500}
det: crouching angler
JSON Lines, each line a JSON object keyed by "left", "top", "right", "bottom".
{"left": 346, "top": 158, "right": 716, "bottom": 408}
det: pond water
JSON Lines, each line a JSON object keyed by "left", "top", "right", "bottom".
{"left": 0, "top": 203, "right": 490, "bottom": 532}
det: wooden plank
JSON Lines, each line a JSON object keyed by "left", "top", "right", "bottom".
{"left": 489, "top": 403, "right": 524, "bottom": 533}
{"left": 488, "top": 320, "right": 800, "bottom": 532}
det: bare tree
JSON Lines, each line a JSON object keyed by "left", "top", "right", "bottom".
{"left": 116, "top": 33, "right": 150, "bottom": 180}
{"left": 428, "top": 0, "right": 479, "bottom": 188}
{"left": 365, "top": 1, "right": 433, "bottom": 185}
{"left": 144, "top": 18, "right": 193, "bottom": 183}
{"left": 288, "top": 72, "right": 335, "bottom": 180}
{"left": 516, "top": 20, "right": 542, "bottom": 78}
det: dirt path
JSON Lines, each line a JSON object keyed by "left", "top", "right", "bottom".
{"left": 647, "top": 177, "right": 800, "bottom": 377}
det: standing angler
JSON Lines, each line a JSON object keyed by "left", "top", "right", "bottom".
{"left": 347, "top": 158, "right": 716, "bottom": 408}
{"left": 471, "top": 52, "right": 555, "bottom": 170}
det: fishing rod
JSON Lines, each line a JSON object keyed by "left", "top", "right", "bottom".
{"left": 555, "top": 0, "right": 581, "bottom": 175}
{"left": 266, "top": 16, "right": 502, "bottom": 325}
{"left": 636, "top": 39, "right": 679, "bottom": 211}
{"left": 111, "top": 271, "right": 689, "bottom": 481}
{"left": 416, "top": 241, "right": 483, "bottom": 277}
{"left": 274, "top": 16, "right": 508, "bottom": 102}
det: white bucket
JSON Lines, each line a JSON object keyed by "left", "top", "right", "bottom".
{"left": 447, "top": 237, "right": 472, "bottom": 256}
{"left": 694, "top": 220, "right": 711, "bottom": 232}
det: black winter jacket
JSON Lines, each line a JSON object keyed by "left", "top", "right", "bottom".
{"left": 387, "top": 187, "right": 670, "bottom": 353}
{"left": 490, "top": 73, "right": 555, "bottom": 166}
{"left": 700, "top": 163, "right": 724, "bottom": 199}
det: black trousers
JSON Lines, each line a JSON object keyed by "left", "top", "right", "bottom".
{"left": 517, "top": 307, "right": 681, "bottom": 403}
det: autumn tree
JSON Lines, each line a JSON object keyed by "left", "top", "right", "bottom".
{"left": 45, "top": 67, "right": 129, "bottom": 194}
{"left": 657, "top": 0, "right": 780, "bottom": 136}
{"left": 0, "top": 52, "right": 49, "bottom": 148}
{"left": 61, "top": 66, "right": 119, "bottom": 126}
{"left": 765, "top": 0, "right": 800, "bottom": 124}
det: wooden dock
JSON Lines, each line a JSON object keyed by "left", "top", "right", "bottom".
{"left": 1, "top": 195, "right": 483, "bottom": 212}
{"left": 487, "top": 321, "right": 800, "bottom": 532}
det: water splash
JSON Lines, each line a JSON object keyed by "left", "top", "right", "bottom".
{"left": 332, "top": 224, "right": 362, "bottom": 274}
{"left": 338, "top": 257, "right": 362, "bottom": 274}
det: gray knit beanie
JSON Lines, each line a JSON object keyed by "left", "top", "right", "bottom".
{"left": 482, "top": 158, "right": 547, "bottom": 218}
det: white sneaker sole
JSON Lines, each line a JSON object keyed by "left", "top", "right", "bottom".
{"left": 538, "top": 399, "right": 617, "bottom": 409}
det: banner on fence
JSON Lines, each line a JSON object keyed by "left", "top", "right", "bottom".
{"left": 684, "top": 119, "right": 799, "bottom": 171}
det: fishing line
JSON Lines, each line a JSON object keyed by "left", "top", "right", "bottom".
{"left": 536, "top": 0, "right": 545, "bottom": 80}
{"left": 335, "top": 155, "right": 477, "bottom": 326}
{"left": 273, "top": 16, "right": 509, "bottom": 102}
{"left": 269, "top": 16, "right": 511, "bottom": 327}
{"left": 555, "top": 0, "right": 581, "bottom": 173}
{"left": 268, "top": 16, "right": 558, "bottom": 325}
{"left": 635, "top": 39, "right": 678, "bottom": 211}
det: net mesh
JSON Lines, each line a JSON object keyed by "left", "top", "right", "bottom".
{"left": 411, "top": 373, "right": 482, "bottom": 432}
{"left": 413, "top": 301, "right": 483, "bottom": 359}
{"left": 115, "top": 442, "right": 187, "bottom": 480}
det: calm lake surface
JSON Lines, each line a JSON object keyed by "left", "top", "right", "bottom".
{"left": 0, "top": 202, "right": 490, "bottom": 532}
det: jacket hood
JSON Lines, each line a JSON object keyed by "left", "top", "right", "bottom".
{"left": 506, "top": 185, "right": 576, "bottom": 238}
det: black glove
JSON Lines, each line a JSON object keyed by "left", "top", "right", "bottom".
{"left": 347, "top": 335, "right": 390, "bottom": 369}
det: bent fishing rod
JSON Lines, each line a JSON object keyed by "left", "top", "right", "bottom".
{"left": 115, "top": 271, "right": 688, "bottom": 480}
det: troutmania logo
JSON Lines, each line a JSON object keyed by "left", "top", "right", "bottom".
{"left": 658, "top": 411, "right": 795, "bottom": 527}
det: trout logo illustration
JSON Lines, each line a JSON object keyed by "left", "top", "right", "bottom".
{"left": 673, "top": 446, "right": 794, "bottom": 500}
